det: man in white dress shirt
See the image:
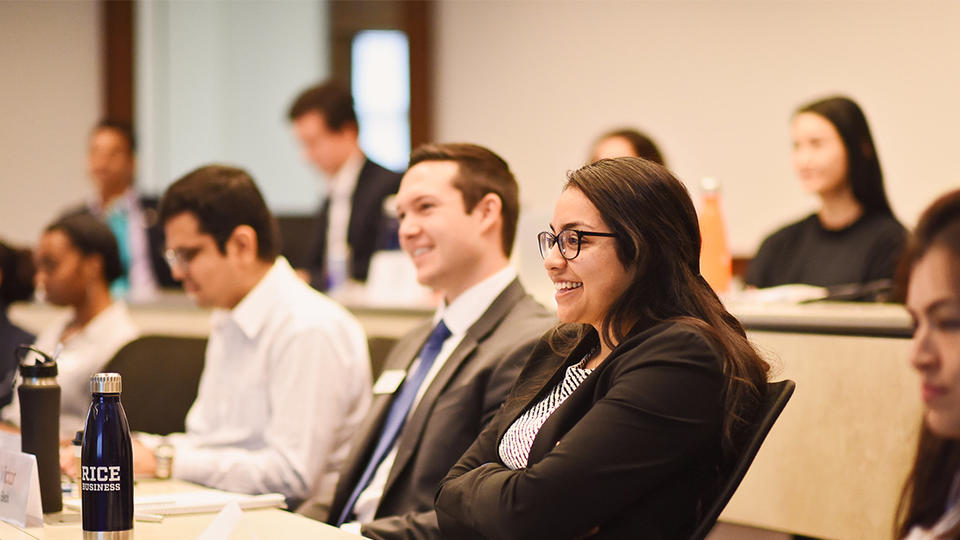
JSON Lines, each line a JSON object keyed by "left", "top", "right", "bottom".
{"left": 132, "top": 165, "right": 372, "bottom": 505}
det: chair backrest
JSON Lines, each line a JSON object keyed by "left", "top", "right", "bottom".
{"left": 103, "top": 335, "right": 207, "bottom": 435}
{"left": 689, "top": 379, "right": 796, "bottom": 540}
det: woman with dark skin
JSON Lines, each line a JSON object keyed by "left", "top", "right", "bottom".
{"left": 0, "top": 214, "right": 138, "bottom": 437}
{"left": 897, "top": 189, "right": 960, "bottom": 539}
{"left": 436, "top": 157, "right": 769, "bottom": 539}
{"left": 746, "top": 96, "right": 906, "bottom": 290}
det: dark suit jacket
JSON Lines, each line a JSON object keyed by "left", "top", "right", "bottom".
{"left": 309, "top": 158, "right": 402, "bottom": 290}
{"left": 301, "top": 279, "right": 554, "bottom": 539}
{"left": 436, "top": 322, "right": 725, "bottom": 540}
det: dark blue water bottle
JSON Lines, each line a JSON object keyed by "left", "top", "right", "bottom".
{"left": 80, "top": 372, "right": 133, "bottom": 538}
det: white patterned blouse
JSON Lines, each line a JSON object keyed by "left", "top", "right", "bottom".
{"left": 498, "top": 352, "right": 594, "bottom": 470}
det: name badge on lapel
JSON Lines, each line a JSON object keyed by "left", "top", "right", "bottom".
{"left": 373, "top": 369, "right": 406, "bottom": 395}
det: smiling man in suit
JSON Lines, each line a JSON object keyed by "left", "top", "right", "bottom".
{"left": 288, "top": 81, "right": 402, "bottom": 291}
{"left": 298, "top": 143, "right": 554, "bottom": 538}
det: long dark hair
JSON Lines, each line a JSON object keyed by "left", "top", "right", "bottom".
{"left": 554, "top": 157, "right": 770, "bottom": 453}
{"left": 796, "top": 95, "right": 893, "bottom": 216}
{"left": 46, "top": 214, "right": 123, "bottom": 284}
{"left": 895, "top": 188, "right": 960, "bottom": 539}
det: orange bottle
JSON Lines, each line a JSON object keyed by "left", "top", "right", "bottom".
{"left": 698, "top": 177, "right": 732, "bottom": 294}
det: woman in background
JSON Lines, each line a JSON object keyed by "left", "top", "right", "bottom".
{"left": 436, "top": 157, "right": 769, "bottom": 539}
{"left": 1, "top": 214, "right": 138, "bottom": 436}
{"left": 897, "top": 189, "right": 960, "bottom": 539}
{"left": 746, "top": 95, "right": 906, "bottom": 290}
{"left": 589, "top": 127, "right": 665, "bottom": 166}
{"left": 0, "top": 240, "right": 35, "bottom": 407}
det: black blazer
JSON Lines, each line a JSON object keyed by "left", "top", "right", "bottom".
{"left": 309, "top": 158, "right": 402, "bottom": 289}
{"left": 436, "top": 322, "right": 725, "bottom": 540}
{"left": 301, "top": 279, "right": 555, "bottom": 539}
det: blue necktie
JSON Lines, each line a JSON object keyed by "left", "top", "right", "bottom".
{"left": 336, "top": 320, "right": 452, "bottom": 525}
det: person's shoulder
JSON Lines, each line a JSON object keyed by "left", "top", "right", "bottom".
{"left": 106, "top": 301, "right": 140, "bottom": 340}
{"left": 859, "top": 212, "right": 907, "bottom": 236}
{"left": 763, "top": 213, "right": 818, "bottom": 244}
{"left": 482, "top": 283, "right": 555, "bottom": 338}
{"left": 618, "top": 320, "right": 720, "bottom": 368}
{"left": 361, "top": 158, "right": 403, "bottom": 188}
{"left": 500, "top": 292, "right": 555, "bottom": 327}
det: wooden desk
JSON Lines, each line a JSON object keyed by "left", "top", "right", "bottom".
{"left": 0, "top": 479, "right": 357, "bottom": 539}
{"left": 719, "top": 302, "right": 919, "bottom": 540}
{"left": 7, "top": 295, "right": 432, "bottom": 341}
{"left": 8, "top": 298, "right": 922, "bottom": 538}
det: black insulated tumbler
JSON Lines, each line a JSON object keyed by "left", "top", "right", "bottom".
{"left": 15, "top": 344, "right": 62, "bottom": 514}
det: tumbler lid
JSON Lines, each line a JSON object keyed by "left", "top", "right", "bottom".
{"left": 15, "top": 345, "right": 57, "bottom": 378}
{"left": 90, "top": 372, "right": 122, "bottom": 394}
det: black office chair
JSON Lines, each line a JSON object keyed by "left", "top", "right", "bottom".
{"left": 689, "top": 379, "right": 796, "bottom": 540}
{"left": 103, "top": 335, "right": 207, "bottom": 435}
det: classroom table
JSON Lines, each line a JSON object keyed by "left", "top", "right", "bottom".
{"left": 8, "top": 297, "right": 922, "bottom": 539}
{"left": 0, "top": 479, "right": 360, "bottom": 539}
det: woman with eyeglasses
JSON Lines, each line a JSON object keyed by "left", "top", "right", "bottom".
{"left": 0, "top": 214, "right": 138, "bottom": 437}
{"left": 436, "top": 157, "right": 770, "bottom": 539}
{"left": 897, "top": 189, "right": 960, "bottom": 539}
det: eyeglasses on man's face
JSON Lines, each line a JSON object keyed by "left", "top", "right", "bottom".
{"left": 163, "top": 246, "right": 203, "bottom": 271}
{"left": 537, "top": 229, "right": 617, "bottom": 260}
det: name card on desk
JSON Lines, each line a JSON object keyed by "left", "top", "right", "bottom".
{"left": 0, "top": 449, "right": 43, "bottom": 528}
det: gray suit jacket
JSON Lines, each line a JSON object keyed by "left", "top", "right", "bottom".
{"left": 300, "top": 278, "right": 554, "bottom": 539}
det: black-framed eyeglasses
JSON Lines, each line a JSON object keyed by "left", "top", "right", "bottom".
{"left": 537, "top": 229, "right": 617, "bottom": 260}
{"left": 163, "top": 246, "right": 203, "bottom": 271}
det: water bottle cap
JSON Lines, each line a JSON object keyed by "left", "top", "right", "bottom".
{"left": 15, "top": 345, "right": 57, "bottom": 378}
{"left": 701, "top": 177, "right": 720, "bottom": 193}
{"left": 90, "top": 372, "right": 122, "bottom": 394}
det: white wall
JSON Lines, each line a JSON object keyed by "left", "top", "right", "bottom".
{"left": 434, "top": 1, "right": 960, "bottom": 303}
{"left": 137, "top": 0, "right": 330, "bottom": 213}
{"left": 0, "top": 0, "right": 100, "bottom": 245}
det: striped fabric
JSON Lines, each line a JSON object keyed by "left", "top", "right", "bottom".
{"left": 499, "top": 355, "right": 593, "bottom": 470}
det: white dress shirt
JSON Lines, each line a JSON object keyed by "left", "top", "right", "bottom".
{"left": 160, "top": 257, "right": 372, "bottom": 503}
{"left": 2, "top": 301, "right": 139, "bottom": 437}
{"left": 325, "top": 150, "right": 365, "bottom": 286}
{"left": 348, "top": 265, "right": 517, "bottom": 525}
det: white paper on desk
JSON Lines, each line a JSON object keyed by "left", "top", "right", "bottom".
{"left": 65, "top": 489, "right": 285, "bottom": 515}
{"left": 198, "top": 501, "right": 244, "bottom": 540}
{"left": 0, "top": 449, "right": 43, "bottom": 528}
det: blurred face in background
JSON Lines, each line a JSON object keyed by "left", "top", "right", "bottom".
{"left": 34, "top": 230, "right": 97, "bottom": 308}
{"left": 791, "top": 112, "right": 849, "bottom": 198}
{"left": 906, "top": 245, "right": 960, "bottom": 439}
{"left": 292, "top": 111, "right": 357, "bottom": 177}
{"left": 87, "top": 128, "right": 135, "bottom": 203}
{"left": 590, "top": 136, "right": 636, "bottom": 163}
